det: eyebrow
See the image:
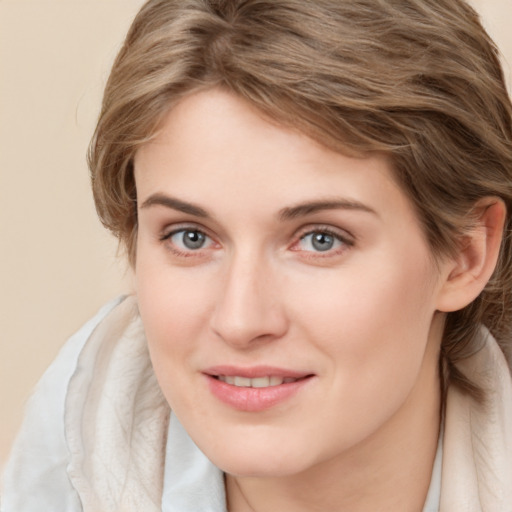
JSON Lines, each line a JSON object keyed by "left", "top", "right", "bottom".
{"left": 139, "top": 194, "right": 210, "bottom": 217}
{"left": 279, "top": 199, "right": 377, "bottom": 220}
{"left": 139, "top": 193, "right": 377, "bottom": 220}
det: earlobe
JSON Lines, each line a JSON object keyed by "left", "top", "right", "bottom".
{"left": 436, "top": 198, "right": 506, "bottom": 313}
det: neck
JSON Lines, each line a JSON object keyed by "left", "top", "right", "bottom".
{"left": 226, "top": 329, "right": 442, "bottom": 512}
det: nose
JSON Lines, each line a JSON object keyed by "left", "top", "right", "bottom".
{"left": 210, "top": 252, "right": 289, "bottom": 349}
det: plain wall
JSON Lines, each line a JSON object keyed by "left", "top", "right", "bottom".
{"left": 0, "top": 0, "right": 145, "bottom": 466}
{"left": 1, "top": 0, "right": 511, "bottom": 467}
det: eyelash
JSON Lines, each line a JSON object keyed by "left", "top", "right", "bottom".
{"left": 159, "top": 224, "right": 354, "bottom": 259}
{"left": 160, "top": 225, "right": 216, "bottom": 257}
{"left": 291, "top": 226, "right": 354, "bottom": 257}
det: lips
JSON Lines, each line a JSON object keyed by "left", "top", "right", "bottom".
{"left": 203, "top": 366, "right": 314, "bottom": 412}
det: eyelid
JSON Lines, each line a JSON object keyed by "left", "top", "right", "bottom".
{"left": 157, "top": 222, "right": 354, "bottom": 259}
{"left": 293, "top": 224, "right": 355, "bottom": 245}
{"left": 289, "top": 224, "right": 355, "bottom": 256}
{"left": 159, "top": 223, "right": 220, "bottom": 258}
{"left": 160, "top": 222, "right": 212, "bottom": 241}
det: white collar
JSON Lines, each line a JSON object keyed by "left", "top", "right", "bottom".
{"left": 423, "top": 424, "right": 443, "bottom": 512}
{"left": 162, "top": 412, "right": 226, "bottom": 512}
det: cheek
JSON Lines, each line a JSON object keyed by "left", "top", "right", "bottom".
{"left": 287, "top": 263, "right": 438, "bottom": 448}
{"left": 298, "top": 257, "right": 433, "bottom": 336}
{"left": 293, "top": 251, "right": 438, "bottom": 387}
{"left": 135, "top": 256, "right": 215, "bottom": 397}
{"left": 136, "top": 242, "right": 215, "bottom": 335}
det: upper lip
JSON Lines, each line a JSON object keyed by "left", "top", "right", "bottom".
{"left": 203, "top": 365, "right": 312, "bottom": 379}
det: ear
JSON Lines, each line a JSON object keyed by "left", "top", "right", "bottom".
{"left": 436, "top": 198, "right": 507, "bottom": 313}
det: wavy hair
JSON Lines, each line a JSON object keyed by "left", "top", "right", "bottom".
{"left": 89, "top": 0, "right": 512, "bottom": 398}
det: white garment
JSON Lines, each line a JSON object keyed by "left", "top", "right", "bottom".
{"left": 163, "top": 413, "right": 226, "bottom": 512}
{"left": 1, "top": 298, "right": 123, "bottom": 512}
{"left": 2, "top": 296, "right": 511, "bottom": 511}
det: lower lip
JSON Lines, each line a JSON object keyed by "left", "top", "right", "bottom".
{"left": 205, "top": 375, "right": 313, "bottom": 412}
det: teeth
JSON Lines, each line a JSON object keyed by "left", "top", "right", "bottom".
{"left": 234, "top": 376, "right": 251, "bottom": 387}
{"left": 218, "top": 375, "right": 298, "bottom": 388}
{"left": 252, "top": 377, "right": 271, "bottom": 388}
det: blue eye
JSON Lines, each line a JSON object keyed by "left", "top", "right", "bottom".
{"left": 168, "top": 229, "right": 212, "bottom": 251}
{"left": 298, "top": 231, "right": 345, "bottom": 252}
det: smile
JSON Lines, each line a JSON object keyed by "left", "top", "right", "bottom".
{"left": 204, "top": 367, "right": 314, "bottom": 412}
{"left": 216, "top": 375, "right": 299, "bottom": 388}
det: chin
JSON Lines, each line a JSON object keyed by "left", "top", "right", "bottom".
{"left": 205, "top": 441, "right": 315, "bottom": 478}
{"left": 218, "top": 460, "right": 304, "bottom": 479}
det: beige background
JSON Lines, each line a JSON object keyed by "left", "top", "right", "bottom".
{"left": 1, "top": 0, "right": 511, "bottom": 467}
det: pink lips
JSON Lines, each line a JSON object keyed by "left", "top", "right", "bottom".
{"left": 203, "top": 365, "right": 314, "bottom": 412}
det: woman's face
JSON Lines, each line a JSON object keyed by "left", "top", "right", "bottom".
{"left": 135, "top": 89, "right": 447, "bottom": 477}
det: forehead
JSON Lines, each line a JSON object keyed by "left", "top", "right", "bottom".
{"left": 134, "top": 89, "right": 418, "bottom": 229}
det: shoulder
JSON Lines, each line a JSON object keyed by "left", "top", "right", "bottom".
{"left": 441, "top": 327, "right": 512, "bottom": 509}
{"left": 1, "top": 296, "right": 126, "bottom": 512}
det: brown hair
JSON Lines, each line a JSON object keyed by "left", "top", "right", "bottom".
{"left": 89, "top": 0, "right": 512, "bottom": 397}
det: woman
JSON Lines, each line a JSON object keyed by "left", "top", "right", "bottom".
{"left": 3, "top": 0, "right": 512, "bottom": 510}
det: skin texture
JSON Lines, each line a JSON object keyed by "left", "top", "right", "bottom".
{"left": 134, "top": 89, "right": 471, "bottom": 511}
